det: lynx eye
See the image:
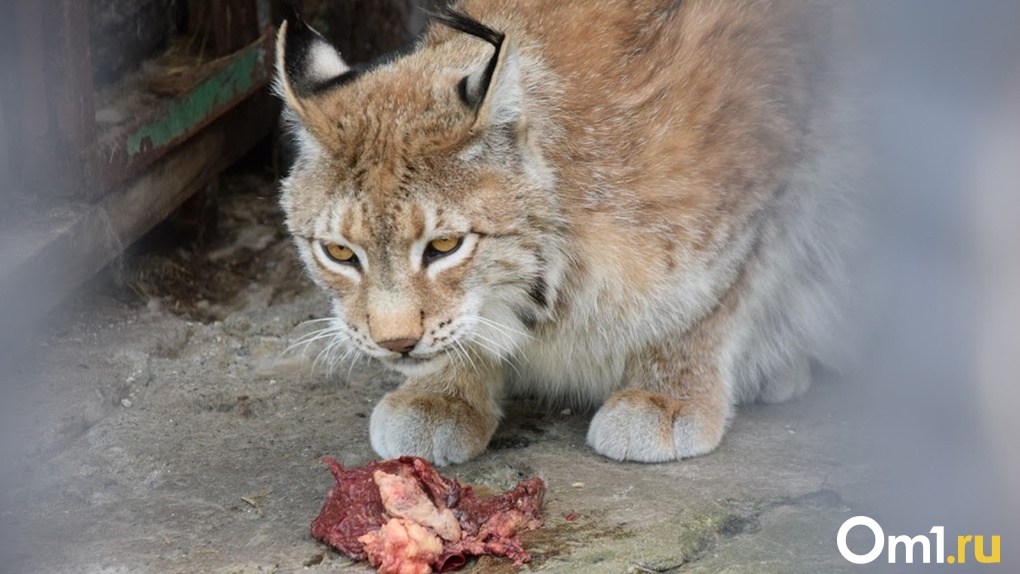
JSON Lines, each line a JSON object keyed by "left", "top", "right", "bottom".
{"left": 322, "top": 243, "right": 358, "bottom": 265}
{"left": 424, "top": 236, "right": 463, "bottom": 264}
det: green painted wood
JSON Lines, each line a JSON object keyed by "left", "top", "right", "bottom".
{"left": 125, "top": 41, "right": 268, "bottom": 157}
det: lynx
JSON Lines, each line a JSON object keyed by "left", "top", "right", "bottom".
{"left": 275, "top": 0, "right": 858, "bottom": 465}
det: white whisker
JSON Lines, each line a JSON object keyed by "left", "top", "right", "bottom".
{"left": 467, "top": 337, "right": 522, "bottom": 377}
{"left": 472, "top": 330, "right": 524, "bottom": 359}
{"left": 453, "top": 338, "right": 479, "bottom": 373}
{"left": 447, "top": 345, "right": 463, "bottom": 371}
{"left": 329, "top": 337, "right": 359, "bottom": 378}
{"left": 345, "top": 348, "right": 367, "bottom": 381}
{"left": 283, "top": 327, "right": 339, "bottom": 355}
{"left": 295, "top": 317, "right": 339, "bottom": 328}
{"left": 313, "top": 332, "right": 344, "bottom": 375}
{"left": 474, "top": 315, "right": 534, "bottom": 341}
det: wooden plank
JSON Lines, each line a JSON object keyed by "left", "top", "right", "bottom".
{"left": 0, "top": 92, "right": 278, "bottom": 325}
{"left": 92, "top": 32, "right": 275, "bottom": 193}
{"left": 302, "top": 0, "right": 416, "bottom": 64}
{"left": 212, "top": 0, "right": 260, "bottom": 56}
{"left": 15, "top": 0, "right": 98, "bottom": 199}
{"left": 0, "top": 96, "right": 10, "bottom": 199}
{"left": 0, "top": 0, "right": 15, "bottom": 199}
{"left": 15, "top": 0, "right": 51, "bottom": 176}
{"left": 256, "top": 0, "right": 272, "bottom": 30}
{"left": 89, "top": 0, "right": 174, "bottom": 87}
{"left": 52, "top": 0, "right": 98, "bottom": 194}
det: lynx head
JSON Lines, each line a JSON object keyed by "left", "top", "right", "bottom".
{"left": 275, "top": 9, "right": 564, "bottom": 376}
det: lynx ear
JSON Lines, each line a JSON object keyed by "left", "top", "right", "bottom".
{"left": 274, "top": 17, "right": 353, "bottom": 117}
{"left": 432, "top": 9, "right": 523, "bottom": 132}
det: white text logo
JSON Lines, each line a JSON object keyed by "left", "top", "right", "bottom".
{"left": 837, "top": 516, "right": 1000, "bottom": 565}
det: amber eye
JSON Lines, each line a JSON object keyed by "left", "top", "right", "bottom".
{"left": 424, "top": 236, "right": 463, "bottom": 264}
{"left": 322, "top": 243, "right": 358, "bottom": 265}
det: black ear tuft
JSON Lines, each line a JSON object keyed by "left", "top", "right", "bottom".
{"left": 278, "top": 0, "right": 300, "bottom": 27}
{"left": 277, "top": 14, "right": 356, "bottom": 101}
{"left": 428, "top": 7, "right": 505, "bottom": 48}
{"left": 429, "top": 7, "right": 507, "bottom": 114}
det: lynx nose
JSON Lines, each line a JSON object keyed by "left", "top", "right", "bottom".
{"left": 377, "top": 338, "right": 419, "bottom": 355}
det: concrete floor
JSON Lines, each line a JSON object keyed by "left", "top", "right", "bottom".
{"left": 3, "top": 172, "right": 874, "bottom": 573}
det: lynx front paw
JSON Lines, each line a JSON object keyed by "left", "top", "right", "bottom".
{"left": 369, "top": 390, "right": 498, "bottom": 466}
{"left": 587, "top": 389, "right": 728, "bottom": 462}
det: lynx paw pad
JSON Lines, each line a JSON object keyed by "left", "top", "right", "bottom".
{"left": 369, "top": 391, "right": 496, "bottom": 466}
{"left": 587, "top": 389, "right": 726, "bottom": 462}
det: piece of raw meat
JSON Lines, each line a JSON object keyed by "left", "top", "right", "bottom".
{"left": 310, "top": 456, "right": 545, "bottom": 573}
{"left": 359, "top": 518, "right": 444, "bottom": 574}
{"left": 374, "top": 470, "right": 462, "bottom": 542}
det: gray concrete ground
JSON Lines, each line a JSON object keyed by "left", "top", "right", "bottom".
{"left": 3, "top": 172, "right": 873, "bottom": 573}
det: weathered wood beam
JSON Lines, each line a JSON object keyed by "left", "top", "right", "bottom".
{"left": 0, "top": 92, "right": 278, "bottom": 325}
{"left": 92, "top": 31, "right": 275, "bottom": 193}
{"left": 16, "top": 0, "right": 98, "bottom": 198}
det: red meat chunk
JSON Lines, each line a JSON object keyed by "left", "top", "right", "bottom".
{"left": 310, "top": 456, "right": 545, "bottom": 573}
{"left": 360, "top": 518, "right": 444, "bottom": 574}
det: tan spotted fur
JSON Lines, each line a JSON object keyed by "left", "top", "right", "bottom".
{"left": 276, "top": 0, "right": 859, "bottom": 464}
